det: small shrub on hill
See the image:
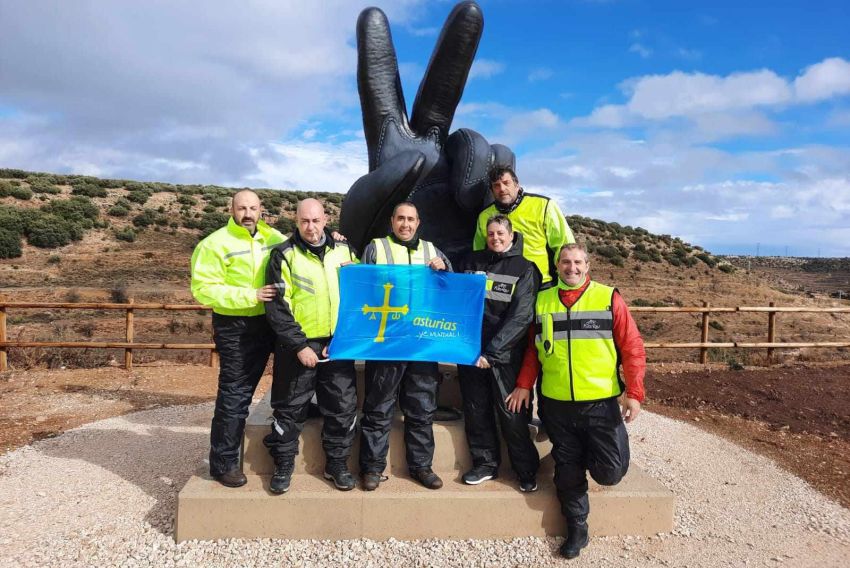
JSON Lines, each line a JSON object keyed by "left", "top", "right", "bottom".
{"left": 0, "top": 169, "right": 29, "bottom": 179}
{"left": 176, "top": 194, "right": 196, "bottom": 206}
{"left": 71, "top": 182, "right": 108, "bottom": 198}
{"left": 108, "top": 204, "right": 130, "bottom": 217}
{"left": 718, "top": 263, "right": 736, "bottom": 274}
{"left": 274, "top": 216, "right": 296, "bottom": 234}
{"left": 41, "top": 196, "right": 99, "bottom": 225}
{"left": 114, "top": 227, "right": 136, "bottom": 242}
{"left": 0, "top": 228, "right": 22, "bottom": 258}
{"left": 127, "top": 189, "right": 152, "bottom": 205}
{"left": 26, "top": 214, "right": 75, "bottom": 248}
{"left": 28, "top": 177, "right": 61, "bottom": 194}
{"left": 10, "top": 185, "right": 33, "bottom": 200}
{"left": 0, "top": 206, "right": 25, "bottom": 235}
{"left": 695, "top": 252, "right": 717, "bottom": 268}
{"left": 132, "top": 209, "right": 160, "bottom": 228}
{"left": 206, "top": 195, "right": 230, "bottom": 207}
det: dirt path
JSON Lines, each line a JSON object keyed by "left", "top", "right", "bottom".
{"left": 1, "top": 362, "right": 848, "bottom": 510}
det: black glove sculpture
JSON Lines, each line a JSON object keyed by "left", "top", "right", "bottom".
{"left": 340, "top": 1, "right": 515, "bottom": 265}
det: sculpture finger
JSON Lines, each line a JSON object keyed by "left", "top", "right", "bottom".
{"left": 490, "top": 143, "right": 516, "bottom": 172}
{"left": 340, "top": 150, "right": 426, "bottom": 254}
{"left": 446, "top": 128, "right": 493, "bottom": 213}
{"left": 410, "top": 1, "right": 483, "bottom": 138}
{"left": 357, "top": 7, "right": 409, "bottom": 162}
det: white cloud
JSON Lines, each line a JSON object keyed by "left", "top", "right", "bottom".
{"left": 629, "top": 43, "right": 652, "bottom": 59}
{"left": 625, "top": 69, "right": 792, "bottom": 119}
{"left": 794, "top": 57, "right": 850, "bottom": 101}
{"left": 250, "top": 140, "right": 368, "bottom": 193}
{"left": 571, "top": 57, "right": 850, "bottom": 141}
{"left": 0, "top": 1, "right": 424, "bottom": 184}
{"left": 469, "top": 59, "right": 506, "bottom": 79}
{"left": 528, "top": 67, "right": 554, "bottom": 82}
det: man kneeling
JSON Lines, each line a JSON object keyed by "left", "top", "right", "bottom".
{"left": 263, "top": 198, "right": 358, "bottom": 493}
{"left": 511, "top": 242, "right": 646, "bottom": 559}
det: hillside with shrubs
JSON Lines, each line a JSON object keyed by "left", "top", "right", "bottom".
{"left": 0, "top": 168, "right": 731, "bottom": 272}
{"left": 0, "top": 169, "right": 342, "bottom": 260}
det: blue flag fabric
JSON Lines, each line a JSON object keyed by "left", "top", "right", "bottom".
{"left": 329, "top": 264, "right": 486, "bottom": 365}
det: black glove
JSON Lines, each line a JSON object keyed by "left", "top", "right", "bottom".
{"left": 340, "top": 1, "right": 515, "bottom": 265}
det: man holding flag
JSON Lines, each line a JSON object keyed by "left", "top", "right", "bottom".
{"left": 358, "top": 202, "right": 452, "bottom": 491}
{"left": 263, "top": 198, "right": 359, "bottom": 494}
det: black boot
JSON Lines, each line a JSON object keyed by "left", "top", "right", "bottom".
{"left": 324, "top": 460, "right": 356, "bottom": 491}
{"left": 559, "top": 520, "right": 589, "bottom": 559}
{"left": 269, "top": 458, "right": 294, "bottom": 494}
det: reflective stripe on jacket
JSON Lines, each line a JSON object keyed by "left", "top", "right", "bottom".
{"left": 190, "top": 218, "right": 287, "bottom": 316}
{"left": 373, "top": 237, "right": 437, "bottom": 265}
{"left": 474, "top": 193, "right": 574, "bottom": 285}
{"left": 535, "top": 280, "right": 623, "bottom": 401}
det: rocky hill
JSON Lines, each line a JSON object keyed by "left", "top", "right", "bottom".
{"left": 0, "top": 168, "right": 730, "bottom": 271}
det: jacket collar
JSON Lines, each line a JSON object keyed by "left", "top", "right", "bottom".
{"left": 494, "top": 187, "right": 525, "bottom": 214}
{"left": 388, "top": 232, "right": 420, "bottom": 251}
{"left": 292, "top": 228, "right": 335, "bottom": 253}
{"left": 227, "top": 217, "right": 274, "bottom": 240}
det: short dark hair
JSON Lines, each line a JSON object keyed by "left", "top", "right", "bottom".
{"left": 486, "top": 214, "right": 513, "bottom": 233}
{"left": 391, "top": 201, "right": 418, "bottom": 218}
{"left": 489, "top": 165, "right": 518, "bottom": 185}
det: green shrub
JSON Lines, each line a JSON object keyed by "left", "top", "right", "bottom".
{"left": 47, "top": 254, "right": 61, "bottom": 264}
{"left": 206, "top": 195, "right": 230, "bottom": 207}
{"left": 633, "top": 251, "right": 652, "bottom": 262}
{"left": 176, "top": 194, "right": 196, "bottom": 206}
{"left": 132, "top": 209, "right": 159, "bottom": 228}
{"left": 114, "top": 227, "right": 136, "bottom": 242}
{"left": 41, "top": 196, "right": 99, "bottom": 224}
{"left": 695, "top": 252, "right": 717, "bottom": 268}
{"left": 0, "top": 169, "right": 29, "bottom": 179}
{"left": 10, "top": 185, "right": 33, "bottom": 200}
{"left": 718, "top": 263, "right": 736, "bottom": 274}
{"left": 28, "top": 177, "right": 61, "bottom": 194}
{"left": 0, "top": 206, "right": 25, "bottom": 235}
{"left": 0, "top": 228, "right": 22, "bottom": 258}
{"left": 709, "top": 320, "right": 725, "bottom": 331}
{"left": 274, "top": 216, "right": 296, "bottom": 234}
{"left": 71, "top": 182, "right": 108, "bottom": 198}
{"left": 108, "top": 204, "right": 130, "bottom": 217}
{"left": 26, "top": 214, "right": 75, "bottom": 248}
{"left": 126, "top": 190, "right": 152, "bottom": 205}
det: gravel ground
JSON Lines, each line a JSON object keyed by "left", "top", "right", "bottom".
{"left": 0, "top": 402, "right": 847, "bottom": 567}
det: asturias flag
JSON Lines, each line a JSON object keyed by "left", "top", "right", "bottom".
{"left": 328, "top": 264, "right": 485, "bottom": 365}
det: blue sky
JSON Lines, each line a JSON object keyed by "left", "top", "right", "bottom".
{"left": 1, "top": 1, "right": 849, "bottom": 256}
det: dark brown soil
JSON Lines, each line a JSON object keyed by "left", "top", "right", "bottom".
{"left": 646, "top": 363, "right": 850, "bottom": 508}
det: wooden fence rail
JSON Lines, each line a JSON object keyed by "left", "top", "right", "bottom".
{"left": 0, "top": 301, "right": 848, "bottom": 372}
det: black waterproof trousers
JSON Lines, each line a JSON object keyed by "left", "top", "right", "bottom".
{"left": 209, "top": 314, "right": 275, "bottom": 477}
{"left": 263, "top": 338, "right": 357, "bottom": 463}
{"left": 458, "top": 363, "right": 539, "bottom": 477}
{"left": 359, "top": 361, "right": 438, "bottom": 474}
{"left": 540, "top": 396, "right": 630, "bottom": 523}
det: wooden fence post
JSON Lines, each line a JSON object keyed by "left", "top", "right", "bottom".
{"left": 125, "top": 298, "right": 134, "bottom": 370}
{"left": 767, "top": 301, "right": 776, "bottom": 366}
{"left": 209, "top": 349, "right": 219, "bottom": 368}
{"left": 0, "top": 306, "right": 7, "bottom": 372}
{"left": 699, "top": 301, "right": 710, "bottom": 364}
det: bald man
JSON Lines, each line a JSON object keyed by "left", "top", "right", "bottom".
{"left": 191, "top": 190, "right": 287, "bottom": 487}
{"left": 263, "top": 198, "right": 359, "bottom": 493}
